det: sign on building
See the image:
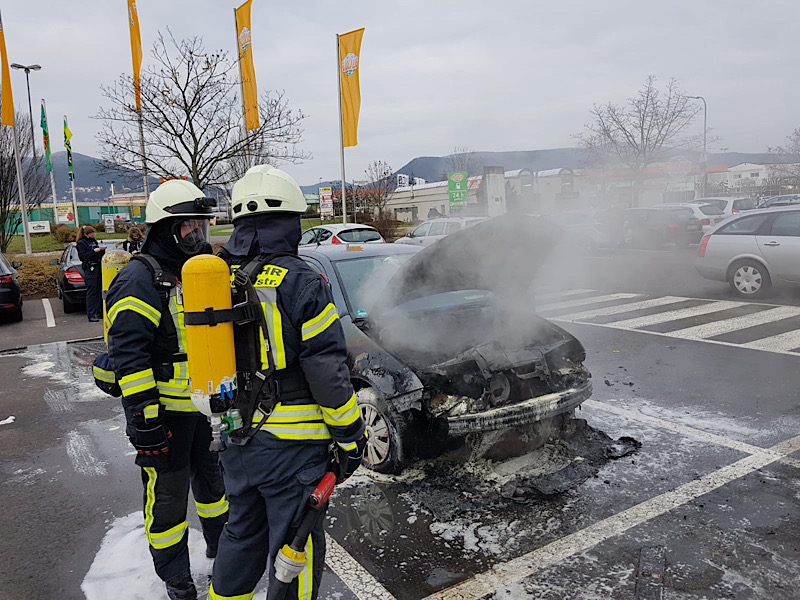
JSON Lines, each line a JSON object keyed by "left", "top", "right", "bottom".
{"left": 448, "top": 172, "right": 468, "bottom": 207}
{"left": 319, "top": 187, "right": 334, "bottom": 219}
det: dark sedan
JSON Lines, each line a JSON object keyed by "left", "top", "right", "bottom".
{"left": 624, "top": 206, "right": 704, "bottom": 248}
{"left": 0, "top": 252, "right": 23, "bottom": 322}
{"left": 299, "top": 214, "right": 593, "bottom": 474}
{"left": 51, "top": 242, "right": 86, "bottom": 313}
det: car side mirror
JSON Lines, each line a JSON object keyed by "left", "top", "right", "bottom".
{"left": 406, "top": 232, "right": 413, "bottom": 238}
{"left": 12, "top": 261, "right": 23, "bottom": 268}
{"left": 49, "top": 259, "right": 59, "bottom": 265}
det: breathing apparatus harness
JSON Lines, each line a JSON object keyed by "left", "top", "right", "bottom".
{"left": 183, "top": 250, "right": 309, "bottom": 447}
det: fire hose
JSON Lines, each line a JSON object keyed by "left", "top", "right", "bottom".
{"left": 266, "top": 471, "right": 338, "bottom": 600}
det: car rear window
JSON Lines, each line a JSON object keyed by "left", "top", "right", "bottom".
{"left": 662, "top": 208, "right": 694, "bottom": 219}
{"left": 697, "top": 204, "right": 723, "bottom": 215}
{"left": 0, "top": 255, "right": 11, "bottom": 275}
{"left": 338, "top": 228, "right": 382, "bottom": 243}
{"left": 769, "top": 212, "right": 800, "bottom": 237}
{"left": 428, "top": 221, "right": 446, "bottom": 236}
{"left": 717, "top": 214, "right": 771, "bottom": 235}
{"left": 732, "top": 199, "right": 756, "bottom": 210}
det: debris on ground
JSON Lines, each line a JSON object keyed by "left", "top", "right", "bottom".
{"left": 0, "top": 416, "right": 15, "bottom": 425}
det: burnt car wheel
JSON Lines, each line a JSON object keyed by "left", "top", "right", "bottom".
{"left": 357, "top": 388, "right": 416, "bottom": 475}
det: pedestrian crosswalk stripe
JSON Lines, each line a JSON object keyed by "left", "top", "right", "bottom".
{"left": 670, "top": 305, "right": 800, "bottom": 339}
{"left": 535, "top": 289, "right": 800, "bottom": 357}
{"left": 533, "top": 288, "right": 597, "bottom": 302}
{"left": 535, "top": 293, "right": 641, "bottom": 313}
{"left": 603, "top": 300, "right": 748, "bottom": 329}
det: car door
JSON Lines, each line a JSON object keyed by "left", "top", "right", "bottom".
{"left": 423, "top": 220, "right": 447, "bottom": 245}
{"left": 756, "top": 211, "right": 800, "bottom": 283}
{"left": 299, "top": 229, "right": 319, "bottom": 246}
{"left": 406, "top": 222, "right": 431, "bottom": 245}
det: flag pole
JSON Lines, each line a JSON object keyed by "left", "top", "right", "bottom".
{"left": 41, "top": 99, "right": 58, "bottom": 224}
{"left": 65, "top": 115, "right": 79, "bottom": 227}
{"left": 138, "top": 111, "right": 149, "bottom": 199}
{"left": 11, "top": 126, "right": 31, "bottom": 254}
{"left": 336, "top": 33, "right": 347, "bottom": 225}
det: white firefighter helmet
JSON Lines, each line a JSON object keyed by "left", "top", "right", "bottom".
{"left": 145, "top": 179, "right": 216, "bottom": 225}
{"left": 231, "top": 165, "right": 307, "bottom": 220}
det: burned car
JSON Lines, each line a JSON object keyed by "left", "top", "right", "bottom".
{"left": 299, "top": 214, "right": 592, "bottom": 474}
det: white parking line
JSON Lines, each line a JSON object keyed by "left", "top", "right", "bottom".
{"left": 533, "top": 288, "right": 597, "bottom": 302}
{"left": 425, "top": 434, "right": 800, "bottom": 600}
{"left": 41, "top": 298, "right": 55, "bottom": 328}
{"left": 742, "top": 329, "right": 800, "bottom": 353}
{"left": 669, "top": 305, "right": 800, "bottom": 340}
{"left": 555, "top": 296, "right": 688, "bottom": 322}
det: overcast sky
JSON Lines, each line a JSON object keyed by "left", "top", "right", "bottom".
{"left": 4, "top": 0, "right": 800, "bottom": 186}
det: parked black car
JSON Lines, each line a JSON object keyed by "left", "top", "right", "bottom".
{"left": 51, "top": 242, "right": 86, "bottom": 313}
{"left": 299, "top": 214, "right": 593, "bottom": 474}
{"left": 624, "top": 206, "right": 704, "bottom": 248}
{"left": 0, "top": 252, "right": 23, "bottom": 322}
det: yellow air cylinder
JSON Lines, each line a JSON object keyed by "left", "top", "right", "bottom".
{"left": 182, "top": 254, "right": 237, "bottom": 417}
{"left": 102, "top": 250, "right": 132, "bottom": 342}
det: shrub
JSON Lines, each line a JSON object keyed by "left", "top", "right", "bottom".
{"left": 52, "top": 225, "right": 77, "bottom": 243}
{"left": 12, "top": 254, "right": 59, "bottom": 297}
{"left": 367, "top": 211, "right": 402, "bottom": 242}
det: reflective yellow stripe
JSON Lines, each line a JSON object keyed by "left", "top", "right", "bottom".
{"left": 143, "top": 404, "right": 160, "bottom": 420}
{"left": 92, "top": 366, "right": 116, "bottom": 383}
{"left": 169, "top": 293, "right": 187, "bottom": 353}
{"left": 144, "top": 467, "right": 156, "bottom": 544}
{"left": 208, "top": 582, "right": 255, "bottom": 600}
{"left": 160, "top": 396, "right": 197, "bottom": 412}
{"left": 255, "top": 421, "right": 332, "bottom": 440}
{"left": 119, "top": 369, "right": 156, "bottom": 397}
{"left": 157, "top": 379, "right": 191, "bottom": 395}
{"left": 270, "top": 302, "right": 287, "bottom": 370}
{"left": 148, "top": 521, "right": 188, "bottom": 550}
{"left": 108, "top": 296, "right": 161, "bottom": 326}
{"left": 320, "top": 393, "right": 360, "bottom": 427}
{"left": 298, "top": 533, "right": 313, "bottom": 600}
{"left": 301, "top": 303, "right": 338, "bottom": 341}
{"left": 195, "top": 495, "right": 229, "bottom": 519}
{"left": 338, "top": 440, "right": 358, "bottom": 452}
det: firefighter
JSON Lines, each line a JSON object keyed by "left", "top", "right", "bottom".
{"left": 106, "top": 180, "right": 228, "bottom": 600}
{"left": 208, "top": 165, "right": 368, "bottom": 600}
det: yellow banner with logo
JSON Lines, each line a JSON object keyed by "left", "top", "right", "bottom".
{"left": 235, "top": 0, "right": 259, "bottom": 131}
{"left": 0, "top": 11, "right": 15, "bottom": 127}
{"left": 127, "top": 0, "right": 143, "bottom": 111}
{"left": 339, "top": 28, "right": 364, "bottom": 148}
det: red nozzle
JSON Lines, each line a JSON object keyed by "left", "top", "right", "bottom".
{"left": 309, "top": 472, "right": 337, "bottom": 506}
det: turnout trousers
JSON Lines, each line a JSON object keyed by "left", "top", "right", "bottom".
{"left": 209, "top": 436, "right": 330, "bottom": 600}
{"left": 139, "top": 412, "right": 228, "bottom": 582}
{"left": 84, "top": 262, "right": 103, "bottom": 320}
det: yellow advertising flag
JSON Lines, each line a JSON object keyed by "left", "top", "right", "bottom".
{"left": 0, "top": 11, "right": 15, "bottom": 127}
{"left": 127, "top": 0, "right": 143, "bottom": 111}
{"left": 338, "top": 28, "right": 364, "bottom": 148}
{"left": 235, "top": 0, "right": 259, "bottom": 131}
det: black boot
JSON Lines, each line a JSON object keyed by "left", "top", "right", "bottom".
{"left": 206, "top": 544, "right": 218, "bottom": 559}
{"left": 165, "top": 571, "right": 197, "bottom": 600}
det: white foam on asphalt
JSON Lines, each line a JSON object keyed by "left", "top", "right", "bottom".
{"left": 66, "top": 430, "right": 108, "bottom": 476}
{"left": 41, "top": 298, "right": 56, "bottom": 327}
{"left": 0, "top": 415, "right": 15, "bottom": 425}
{"left": 425, "top": 435, "right": 800, "bottom": 600}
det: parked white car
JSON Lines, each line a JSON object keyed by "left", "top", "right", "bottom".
{"left": 299, "top": 224, "right": 384, "bottom": 246}
{"left": 653, "top": 202, "right": 726, "bottom": 233}
{"left": 394, "top": 217, "right": 487, "bottom": 246}
{"left": 691, "top": 197, "right": 757, "bottom": 217}
{"left": 695, "top": 206, "right": 800, "bottom": 298}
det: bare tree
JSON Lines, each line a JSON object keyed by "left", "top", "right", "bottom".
{"left": 443, "top": 145, "right": 479, "bottom": 180}
{"left": 577, "top": 76, "right": 701, "bottom": 205}
{"left": 362, "top": 160, "right": 394, "bottom": 214}
{"left": 768, "top": 127, "right": 800, "bottom": 192}
{"left": 0, "top": 112, "right": 50, "bottom": 252}
{"left": 95, "top": 32, "right": 307, "bottom": 190}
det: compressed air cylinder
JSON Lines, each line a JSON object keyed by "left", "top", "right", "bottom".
{"left": 182, "top": 254, "right": 237, "bottom": 418}
{"left": 101, "top": 250, "right": 132, "bottom": 343}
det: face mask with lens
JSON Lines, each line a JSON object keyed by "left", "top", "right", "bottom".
{"left": 172, "top": 218, "right": 210, "bottom": 255}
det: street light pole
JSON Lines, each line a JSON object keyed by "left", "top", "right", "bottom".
{"left": 689, "top": 95, "right": 707, "bottom": 198}
{"left": 10, "top": 63, "right": 41, "bottom": 161}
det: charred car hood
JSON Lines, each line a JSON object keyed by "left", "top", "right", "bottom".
{"left": 369, "top": 213, "right": 557, "bottom": 321}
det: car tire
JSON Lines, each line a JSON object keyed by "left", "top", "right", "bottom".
{"left": 63, "top": 295, "right": 83, "bottom": 314}
{"left": 357, "top": 387, "right": 416, "bottom": 475}
{"left": 728, "top": 260, "right": 771, "bottom": 299}
{"left": 10, "top": 305, "right": 22, "bottom": 322}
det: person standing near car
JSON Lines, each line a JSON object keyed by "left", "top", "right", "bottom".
{"left": 106, "top": 180, "right": 228, "bottom": 600}
{"left": 75, "top": 225, "right": 105, "bottom": 322}
{"left": 208, "top": 164, "right": 368, "bottom": 600}
{"left": 122, "top": 226, "right": 144, "bottom": 254}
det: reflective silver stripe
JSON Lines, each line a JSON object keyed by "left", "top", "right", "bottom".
{"left": 259, "top": 423, "right": 332, "bottom": 439}
{"left": 169, "top": 290, "right": 186, "bottom": 353}
{"left": 108, "top": 296, "right": 161, "bottom": 326}
{"left": 301, "top": 303, "right": 339, "bottom": 341}
{"left": 93, "top": 366, "right": 116, "bottom": 383}
{"left": 119, "top": 370, "right": 156, "bottom": 396}
{"left": 158, "top": 379, "right": 191, "bottom": 394}
{"left": 173, "top": 361, "right": 188, "bottom": 381}
{"left": 148, "top": 521, "right": 188, "bottom": 549}
{"left": 195, "top": 496, "right": 229, "bottom": 518}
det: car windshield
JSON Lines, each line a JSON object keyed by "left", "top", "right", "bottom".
{"left": 337, "top": 228, "right": 382, "bottom": 243}
{"left": 394, "top": 290, "right": 495, "bottom": 315}
{"left": 333, "top": 254, "right": 415, "bottom": 318}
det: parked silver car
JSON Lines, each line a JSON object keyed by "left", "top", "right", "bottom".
{"left": 653, "top": 202, "right": 726, "bottom": 233}
{"left": 691, "top": 197, "right": 756, "bottom": 217}
{"left": 695, "top": 207, "right": 800, "bottom": 298}
{"left": 394, "top": 216, "right": 487, "bottom": 246}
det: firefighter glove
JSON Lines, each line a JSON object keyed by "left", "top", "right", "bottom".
{"left": 334, "top": 432, "right": 369, "bottom": 483}
{"left": 130, "top": 418, "right": 172, "bottom": 468}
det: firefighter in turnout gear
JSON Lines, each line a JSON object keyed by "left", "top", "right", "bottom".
{"left": 207, "top": 165, "right": 367, "bottom": 600}
{"left": 106, "top": 180, "right": 228, "bottom": 600}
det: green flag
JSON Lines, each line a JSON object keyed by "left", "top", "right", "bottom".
{"left": 64, "top": 116, "right": 74, "bottom": 182}
{"left": 40, "top": 101, "right": 52, "bottom": 172}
